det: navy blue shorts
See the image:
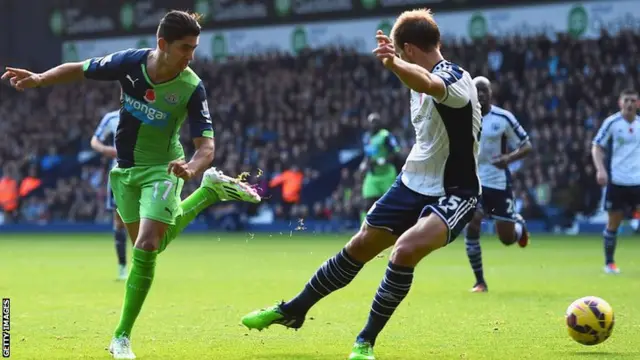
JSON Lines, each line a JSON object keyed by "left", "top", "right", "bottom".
{"left": 478, "top": 186, "right": 516, "bottom": 222}
{"left": 365, "top": 176, "right": 478, "bottom": 244}
{"left": 106, "top": 178, "right": 116, "bottom": 211}
{"left": 605, "top": 184, "right": 640, "bottom": 213}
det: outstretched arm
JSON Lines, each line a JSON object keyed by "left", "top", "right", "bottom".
{"left": 2, "top": 49, "right": 143, "bottom": 90}
{"left": 2, "top": 62, "right": 84, "bottom": 90}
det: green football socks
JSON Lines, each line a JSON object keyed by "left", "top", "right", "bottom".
{"left": 114, "top": 248, "right": 157, "bottom": 338}
{"left": 160, "top": 188, "right": 220, "bottom": 252}
{"left": 114, "top": 188, "right": 220, "bottom": 338}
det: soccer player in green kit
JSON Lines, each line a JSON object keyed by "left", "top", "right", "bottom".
{"left": 359, "top": 112, "right": 400, "bottom": 220}
{"left": 2, "top": 11, "right": 260, "bottom": 359}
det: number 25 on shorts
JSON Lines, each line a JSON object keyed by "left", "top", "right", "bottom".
{"left": 438, "top": 195, "right": 462, "bottom": 212}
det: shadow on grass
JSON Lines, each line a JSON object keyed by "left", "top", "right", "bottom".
{"left": 564, "top": 351, "right": 639, "bottom": 358}
{"left": 236, "top": 353, "right": 342, "bottom": 360}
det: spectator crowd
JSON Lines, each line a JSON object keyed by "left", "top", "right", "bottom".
{"left": 0, "top": 29, "right": 638, "bottom": 229}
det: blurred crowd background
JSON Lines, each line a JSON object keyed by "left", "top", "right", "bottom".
{"left": 1, "top": 24, "right": 639, "bottom": 231}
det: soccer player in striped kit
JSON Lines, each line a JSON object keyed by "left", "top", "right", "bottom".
{"left": 465, "top": 76, "right": 532, "bottom": 293}
{"left": 91, "top": 109, "right": 131, "bottom": 280}
{"left": 242, "top": 9, "right": 482, "bottom": 359}
{"left": 592, "top": 89, "right": 640, "bottom": 274}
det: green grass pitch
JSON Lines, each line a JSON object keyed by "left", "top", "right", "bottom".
{"left": 2, "top": 232, "right": 640, "bottom": 359}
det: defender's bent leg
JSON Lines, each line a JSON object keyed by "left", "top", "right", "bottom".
{"left": 604, "top": 210, "right": 623, "bottom": 273}
{"left": 465, "top": 211, "right": 486, "bottom": 291}
{"left": 350, "top": 196, "right": 476, "bottom": 359}
{"left": 242, "top": 224, "right": 397, "bottom": 330}
{"left": 282, "top": 225, "right": 397, "bottom": 314}
{"left": 355, "top": 214, "right": 448, "bottom": 350}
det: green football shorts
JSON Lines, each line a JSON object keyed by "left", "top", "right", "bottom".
{"left": 362, "top": 171, "right": 397, "bottom": 199}
{"left": 109, "top": 164, "right": 184, "bottom": 225}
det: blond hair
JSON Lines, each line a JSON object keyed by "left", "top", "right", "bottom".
{"left": 391, "top": 8, "right": 440, "bottom": 52}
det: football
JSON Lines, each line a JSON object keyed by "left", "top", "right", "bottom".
{"left": 565, "top": 296, "right": 615, "bottom": 345}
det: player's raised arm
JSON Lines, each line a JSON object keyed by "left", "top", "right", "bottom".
{"left": 373, "top": 36, "right": 446, "bottom": 100}
{"left": 373, "top": 9, "right": 470, "bottom": 107}
{"left": 169, "top": 81, "right": 215, "bottom": 180}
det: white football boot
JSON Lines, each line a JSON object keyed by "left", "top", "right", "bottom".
{"left": 117, "top": 265, "right": 128, "bottom": 281}
{"left": 201, "top": 167, "right": 261, "bottom": 203}
{"left": 108, "top": 336, "right": 136, "bottom": 359}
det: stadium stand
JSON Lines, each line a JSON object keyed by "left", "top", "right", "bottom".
{"left": 1, "top": 30, "right": 639, "bottom": 232}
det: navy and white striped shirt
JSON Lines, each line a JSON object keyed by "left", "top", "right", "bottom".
{"left": 94, "top": 110, "right": 120, "bottom": 168}
{"left": 593, "top": 112, "right": 640, "bottom": 186}
{"left": 477, "top": 105, "right": 529, "bottom": 190}
{"left": 401, "top": 60, "right": 482, "bottom": 197}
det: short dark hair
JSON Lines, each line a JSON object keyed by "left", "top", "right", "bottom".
{"left": 620, "top": 88, "right": 638, "bottom": 97}
{"left": 391, "top": 8, "right": 441, "bottom": 53}
{"left": 157, "top": 10, "right": 203, "bottom": 43}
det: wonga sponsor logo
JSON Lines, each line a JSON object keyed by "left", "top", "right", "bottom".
{"left": 123, "top": 93, "right": 169, "bottom": 126}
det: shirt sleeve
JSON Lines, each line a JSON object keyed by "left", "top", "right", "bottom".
{"left": 83, "top": 48, "right": 144, "bottom": 81}
{"left": 432, "top": 64, "right": 469, "bottom": 108}
{"left": 504, "top": 112, "right": 530, "bottom": 148}
{"left": 186, "top": 81, "right": 214, "bottom": 139}
{"left": 385, "top": 133, "right": 401, "bottom": 153}
{"left": 593, "top": 118, "right": 615, "bottom": 147}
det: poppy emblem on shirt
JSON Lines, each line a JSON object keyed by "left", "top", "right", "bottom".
{"left": 144, "top": 89, "right": 156, "bottom": 103}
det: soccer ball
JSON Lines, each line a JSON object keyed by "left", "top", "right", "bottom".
{"left": 565, "top": 296, "right": 615, "bottom": 345}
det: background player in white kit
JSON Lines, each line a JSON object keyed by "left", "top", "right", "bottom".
{"left": 91, "top": 109, "right": 131, "bottom": 280}
{"left": 592, "top": 89, "right": 640, "bottom": 274}
{"left": 465, "top": 77, "right": 532, "bottom": 293}
{"left": 241, "top": 9, "right": 482, "bottom": 360}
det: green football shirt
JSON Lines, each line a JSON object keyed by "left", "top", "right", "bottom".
{"left": 83, "top": 48, "right": 214, "bottom": 167}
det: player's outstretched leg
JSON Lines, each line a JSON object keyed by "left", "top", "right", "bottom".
{"left": 113, "top": 211, "right": 129, "bottom": 280}
{"left": 349, "top": 202, "right": 475, "bottom": 360}
{"left": 465, "top": 211, "right": 486, "bottom": 292}
{"left": 241, "top": 225, "right": 396, "bottom": 331}
{"left": 159, "top": 167, "right": 261, "bottom": 252}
